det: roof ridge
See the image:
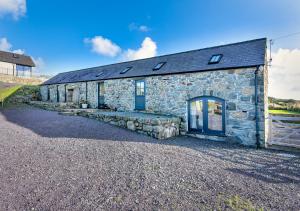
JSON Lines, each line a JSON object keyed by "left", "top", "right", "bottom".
{"left": 0, "top": 50, "right": 31, "bottom": 58}
{"left": 61, "top": 38, "right": 267, "bottom": 74}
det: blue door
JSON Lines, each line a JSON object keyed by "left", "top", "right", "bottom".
{"left": 98, "top": 82, "right": 105, "bottom": 108}
{"left": 188, "top": 96, "right": 225, "bottom": 135}
{"left": 135, "top": 79, "right": 145, "bottom": 110}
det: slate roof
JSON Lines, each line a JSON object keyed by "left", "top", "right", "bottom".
{"left": 0, "top": 51, "right": 35, "bottom": 67}
{"left": 44, "top": 38, "right": 267, "bottom": 85}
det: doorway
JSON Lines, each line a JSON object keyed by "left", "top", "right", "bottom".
{"left": 188, "top": 96, "right": 225, "bottom": 135}
{"left": 67, "top": 89, "right": 74, "bottom": 102}
{"left": 135, "top": 79, "right": 145, "bottom": 110}
{"left": 98, "top": 82, "right": 105, "bottom": 108}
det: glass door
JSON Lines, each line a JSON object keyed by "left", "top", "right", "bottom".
{"left": 98, "top": 82, "right": 105, "bottom": 108}
{"left": 188, "top": 97, "right": 225, "bottom": 135}
{"left": 189, "top": 100, "right": 204, "bottom": 132}
{"left": 135, "top": 79, "right": 145, "bottom": 110}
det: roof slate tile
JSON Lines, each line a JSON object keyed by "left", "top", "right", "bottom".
{"left": 44, "top": 38, "right": 266, "bottom": 85}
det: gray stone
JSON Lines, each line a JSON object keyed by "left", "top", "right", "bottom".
{"left": 241, "top": 96, "right": 251, "bottom": 102}
{"left": 227, "top": 102, "right": 236, "bottom": 110}
{"left": 39, "top": 66, "right": 269, "bottom": 147}
{"left": 127, "top": 121, "right": 135, "bottom": 130}
{"left": 143, "top": 125, "right": 153, "bottom": 132}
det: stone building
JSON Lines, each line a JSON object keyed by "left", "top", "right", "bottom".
{"left": 41, "top": 38, "right": 269, "bottom": 147}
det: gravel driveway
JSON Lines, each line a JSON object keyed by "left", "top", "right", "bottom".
{"left": 0, "top": 105, "right": 299, "bottom": 210}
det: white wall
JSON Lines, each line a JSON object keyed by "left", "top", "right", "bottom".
{"left": 0, "top": 61, "right": 15, "bottom": 75}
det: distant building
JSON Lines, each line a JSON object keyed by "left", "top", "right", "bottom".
{"left": 0, "top": 51, "right": 35, "bottom": 77}
{"left": 41, "top": 38, "right": 269, "bottom": 147}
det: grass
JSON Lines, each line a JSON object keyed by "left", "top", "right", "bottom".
{"left": 269, "top": 109, "right": 300, "bottom": 116}
{"left": 0, "top": 85, "right": 22, "bottom": 105}
{"left": 224, "top": 195, "right": 264, "bottom": 211}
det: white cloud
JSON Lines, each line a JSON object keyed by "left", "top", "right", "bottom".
{"left": 0, "top": 37, "right": 12, "bottom": 51}
{"left": 123, "top": 37, "right": 157, "bottom": 61}
{"left": 84, "top": 36, "right": 121, "bottom": 57}
{"left": 139, "top": 25, "right": 150, "bottom": 32}
{"left": 0, "top": 37, "right": 25, "bottom": 55}
{"left": 269, "top": 48, "right": 300, "bottom": 100}
{"left": 0, "top": 0, "right": 26, "bottom": 20}
{"left": 129, "top": 22, "right": 150, "bottom": 32}
{"left": 12, "top": 49, "right": 25, "bottom": 54}
{"left": 32, "top": 57, "right": 45, "bottom": 73}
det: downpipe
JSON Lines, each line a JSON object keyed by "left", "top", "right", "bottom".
{"left": 254, "top": 66, "right": 261, "bottom": 149}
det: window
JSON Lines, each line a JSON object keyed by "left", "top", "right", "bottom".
{"left": 153, "top": 62, "right": 166, "bottom": 71}
{"left": 16, "top": 65, "right": 31, "bottom": 71}
{"left": 120, "top": 67, "right": 132, "bottom": 74}
{"left": 208, "top": 54, "right": 222, "bottom": 64}
{"left": 136, "top": 81, "right": 145, "bottom": 96}
{"left": 96, "top": 71, "right": 104, "bottom": 77}
{"left": 99, "top": 82, "right": 105, "bottom": 96}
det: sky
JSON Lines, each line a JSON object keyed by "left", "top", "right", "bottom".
{"left": 0, "top": 0, "right": 299, "bottom": 100}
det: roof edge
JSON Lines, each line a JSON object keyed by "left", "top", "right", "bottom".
{"left": 42, "top": 64, "right": 263, "bottom": 85}
{"left": 58, "top": 38, "right": 267, "bottom": 74}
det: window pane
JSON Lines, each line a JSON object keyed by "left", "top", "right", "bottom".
{"left": 140, "top": 82, "right": 145, "bottom": 95}
{"left": 136, "top": 82, "right": 140, "bottom": 95}
{"left": 136, "top": 81, "right": 145, "bottom": 96}
{"left": 99, "top": 82, "right": 105, "bottom": 96}
{"left": 190, "top": 100, "right": 203, "bottom": 131}
{"left": 208, "top": 99, "right": 223, "bottom": 131}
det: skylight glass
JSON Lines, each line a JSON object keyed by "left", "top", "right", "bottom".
{"left": 208, "top": 54, "right": 222, "bottom": 64}
{"left": 153, "top": 62, "right": 166, "bottom": 71}
{"left": 96, "top": 71, "right": 104, "bottom": 77}
{"left": 120, "top": 67, "right": 132, "bottom": 74}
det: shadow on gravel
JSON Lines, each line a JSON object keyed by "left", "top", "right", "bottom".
{"left": 1, "top": 105, "right": 300, "bottom": 184}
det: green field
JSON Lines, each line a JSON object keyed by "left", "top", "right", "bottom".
{"left": 269, "top": 109, "right": 300, "bottom": 116}
{"left": 0, "top": 85, "right": 22, "bottom": 104}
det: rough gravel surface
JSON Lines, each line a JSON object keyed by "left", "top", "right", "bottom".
{"left": 0, "top": 105, "right": 299, "bottom": 210}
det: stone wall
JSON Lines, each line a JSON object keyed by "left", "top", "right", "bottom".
{"left": 0, "top": 73, "right": 45, "bottom": 85}
{"left": 40, "top": 86, "right": 48, "bottom": 101}
{"left": 105, "top": 78, "right": 135, "bottom": 111}
{"left": 73, "top": 110, "right": 181, "bottom": 139}
{"left": 40, "top": 67, "right": 268, "bottom": 146}
{"left": 87, "top": 81, "right": 98, "bottom": 108}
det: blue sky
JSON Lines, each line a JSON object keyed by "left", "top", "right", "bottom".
{"left": 0, "top": 0, "right": 300, "bottom": 99}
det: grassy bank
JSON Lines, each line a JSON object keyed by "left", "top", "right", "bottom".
{"left": 0, "top": 85, "right": 39, "bottom": 107}
{"left": 269, "top": 109, "right": 300, "bottom": 116}
{"left": 0, "top": 85, "right": 22, "bottom": 105}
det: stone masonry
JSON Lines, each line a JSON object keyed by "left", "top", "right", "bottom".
{"left": 41, "top": 67, "right": 268, "bottom": 146}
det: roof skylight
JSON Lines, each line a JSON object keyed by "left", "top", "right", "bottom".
{"left": 96, "top": 71, "right": 104, "bottom": 77}
{"left": 153, "top": 62, "right": 166, "bottom": 71}
{"left": 120, "top": 67, "right": 132, "bottom": 74}
{"left": 208, "top": 54, "right": 222, "bottom": 64}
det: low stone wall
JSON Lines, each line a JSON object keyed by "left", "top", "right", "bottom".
{"left": 28, "top": 101, "right": 80, "bottom": 111}
{"left": 0, "top": 74, "right": 45, "bottom": 85}
{"left": 72, "top": 110, "right": 181, "bottom": 139}
{"left": 28, "top": 101, "right": 181, "bottom": 139}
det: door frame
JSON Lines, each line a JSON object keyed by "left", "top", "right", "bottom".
{"left": 188, "top": 96, "right": 226, "bottom": 135}
{"left": 135, "top": 79, "right": 146, "bottom": 110}
{"left": 98, "top": 82, "right": 105, "bottom": 108}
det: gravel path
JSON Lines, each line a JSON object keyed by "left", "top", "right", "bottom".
{"left": 0, "top": 105, "right": 299, "bottom": 210}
